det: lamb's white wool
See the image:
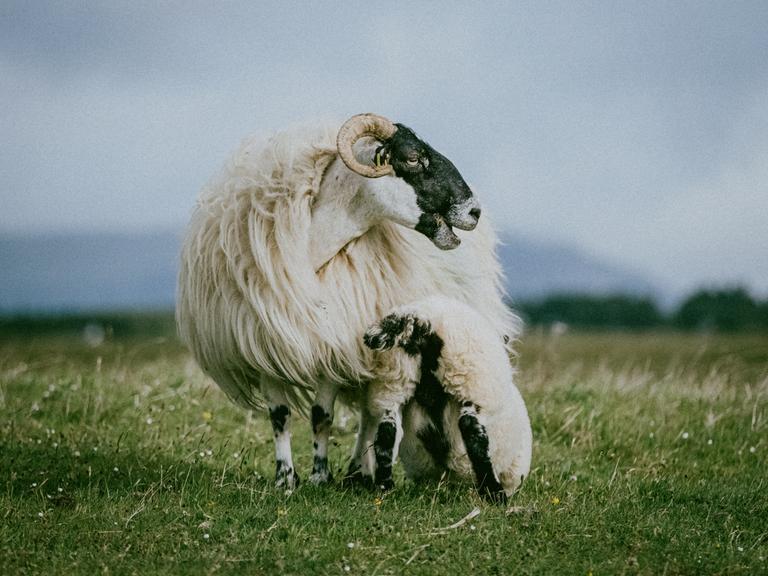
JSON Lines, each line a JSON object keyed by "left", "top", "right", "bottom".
{"left": 177, "top": 119, "right": 519, "bottom": 485}
{"left": 366, "top": 296, "right": 532, "bottom": 498}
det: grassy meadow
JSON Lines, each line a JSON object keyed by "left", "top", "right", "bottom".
{"left": 1, "top": 318, "right": 766, "bottom": 575}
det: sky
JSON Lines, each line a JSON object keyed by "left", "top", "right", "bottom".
{"left": 2, "top": 1, "right": 767, "bottom": 298}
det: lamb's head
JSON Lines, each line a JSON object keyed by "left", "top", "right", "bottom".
{"left": 337, "top": 113, "right": 480, "bottom": 250}
{"left": 363, "top": 312, "right": 433, "bottom": 356}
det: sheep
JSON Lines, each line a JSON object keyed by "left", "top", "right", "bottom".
{"left": 363, "top": 295, "right": 532, "bottom": 501}
{"left": 177, "top": 114, "right": 519, "bottom": 489}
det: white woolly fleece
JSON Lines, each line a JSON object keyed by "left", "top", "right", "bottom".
{"left": 176, "top": 121, "right": 519, "bottom": 414}
{"left": 371, "top": 296, "right": 533, "bottom": 496}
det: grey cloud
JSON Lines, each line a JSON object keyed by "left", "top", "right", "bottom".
{"left": 2, "top": 0, "right": 768, "bottom": 296}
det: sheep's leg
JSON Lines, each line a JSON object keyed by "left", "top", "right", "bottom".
{"left": 373, "top": 408, "right": 403, "bottom": 491}
{"left": 458, "top": 402, "right": 506, "bottom": 503}
{"left": 344, "top": 407, "right": 376, "bottom": 487}
{"left": 262, "top": 379, "right": 299, "bottom": 490}
{"left": 309, "top": 382, "right": 337, "bottom": 485}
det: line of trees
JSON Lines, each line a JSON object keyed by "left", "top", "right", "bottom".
{"left": 517, "top": 288, "right": 768, "bottom": 332}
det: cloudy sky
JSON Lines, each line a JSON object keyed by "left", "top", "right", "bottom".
{"left": 2, "top": 1, "right": 767, "bottom": 297}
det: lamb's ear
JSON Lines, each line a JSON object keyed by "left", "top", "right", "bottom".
{"left": 363, "top": 314, "right": 400, "bottom": 351}
{"left": 397, "top": 315, "right": 432, "bottom": 355}
{"left": 364, "top": 313, "right": 432, "bottom": 354}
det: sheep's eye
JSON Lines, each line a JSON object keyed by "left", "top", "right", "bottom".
{"left": 406, "top": 156, "right": 420, "bottom": 168}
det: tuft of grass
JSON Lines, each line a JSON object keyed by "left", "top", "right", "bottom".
{"left": 1, "top": 328, "right": 766, "bottom": 575}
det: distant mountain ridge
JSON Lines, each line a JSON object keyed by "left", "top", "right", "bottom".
{"left": 497, "top": 233, "right": 658, "bottom": 302}
{"left": 0, "top": 230, "right": 660, "bottom": 312}
{"left": 0, "top": 231, "right": 180, "bottom": 312}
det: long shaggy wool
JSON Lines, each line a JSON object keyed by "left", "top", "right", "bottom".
{"left": 177, "top": 122, "right": 519, "bottom": 413}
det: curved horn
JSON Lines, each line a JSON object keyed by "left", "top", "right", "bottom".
{"left": 336, "top": 113, "right": 398, "bottom": 178}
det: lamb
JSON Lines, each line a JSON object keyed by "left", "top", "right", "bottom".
{"left": 363, "top": 295, "right": 532, "bottom": 501}
{"left": 177, "top": 114, "right": 519, "bottom": 489}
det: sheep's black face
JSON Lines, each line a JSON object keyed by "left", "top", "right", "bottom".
{"left": 379, "top": 124, "right": 481, "bottom": 250}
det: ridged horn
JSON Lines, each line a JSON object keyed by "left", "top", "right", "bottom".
{"left": 336, "top": 113, "right": 398, "bottom": 178}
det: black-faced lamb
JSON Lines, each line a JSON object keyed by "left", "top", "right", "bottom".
{"left": 364, "top": 296, "right": 532, "bottom": 501}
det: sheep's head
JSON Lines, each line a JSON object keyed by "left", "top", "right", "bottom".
{"left": 337, "top": 114, "right": 480, "bottom": 250}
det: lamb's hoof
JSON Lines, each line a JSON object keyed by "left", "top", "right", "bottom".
{"left": 375, "top": 476, "right": 395, "bottom": 492}
{"left": 342, "top": 466, "right": 373, "bottom": 489}
{"left": 479, "top": 486, "right": 507, "bottom": 505}
{"left": 275, "top": 467, "right": 300, "bottom": 491}
{"left": 309, "top": 469, "right": 334, "bottom": 486}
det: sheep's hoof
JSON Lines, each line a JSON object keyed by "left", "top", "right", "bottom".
{"left": 275, "top": 467, "right": 300, "bottom": 491}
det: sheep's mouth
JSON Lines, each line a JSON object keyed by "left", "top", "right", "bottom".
{"left": 415, "top": 212, "right": 461, "bottom": 250}
{"left": 430, "top": 213, "right": 461, "bottom": 250}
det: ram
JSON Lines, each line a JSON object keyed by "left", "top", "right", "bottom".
{"left": 177, "top": 114, "right": 519, "bottom": 488}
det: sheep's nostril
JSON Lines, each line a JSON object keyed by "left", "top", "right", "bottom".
{"left": 469, "top": 207, "right": 481, "bottom": 220}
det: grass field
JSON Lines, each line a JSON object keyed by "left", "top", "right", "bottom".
{"left": 1, "top": 322, "right": 766, "bottom": 575}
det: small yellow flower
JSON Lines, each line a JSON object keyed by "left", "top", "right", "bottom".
{"left": 202, "top": 411, "right": 213, "bottom": 422}
{"left": 550, "top": 496, "right": 560, "bottom": 505}
{"left": 374, "top": 497, "right": 383, "bottom": 507}
{"left": 277, "top": 507, "right": 288, "bottom": 517}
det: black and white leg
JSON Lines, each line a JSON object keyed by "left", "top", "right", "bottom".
{"left": 373, "top": 408, "right": 402, "bottom": 491}
{"left": 458, "top": 402, "right": 506, "bottom": 503}
{"left": 344, "top": 406, "right": 376, "bottom": 487}
{"left": 262, "top": 378, "right": 299, "bottom": 490}
{"left": 309, "top": 382, "right": 337, "bottom": 485}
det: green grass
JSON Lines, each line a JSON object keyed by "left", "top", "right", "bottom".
{"left": 1, "top": 327, "right": 766, "bottom": 575}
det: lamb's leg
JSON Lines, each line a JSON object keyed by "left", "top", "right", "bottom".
{"left": 344, "top": 407, "right": 376, "bottom": 487}
{"left": 458, "top": 402, "right": 506, "bottom": 503}
{"left": 372, "top": 407, "right": 403, "bottom": 491}
{"left": 262, "top": 378, "right": 299, "bottom": 490}
{"left": 309, "top": 382, "right": 337, "bottom": 485}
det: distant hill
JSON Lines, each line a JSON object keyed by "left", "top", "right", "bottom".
{"left": 0, "top": 231, "right": 180, "bottom": 312}
{"left": 0, "top": 229, "right": 660, "bottom": 312}
{"left": 497, "top": 233, "right": 658, "bottom": 303}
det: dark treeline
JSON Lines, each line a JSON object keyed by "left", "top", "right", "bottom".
{"left": 0, "top": 311, "right": 177, "bottom": 340}
{"left": 1, "top": 288, "right": 767, "bottom": 339}
{"left": 517, "top": 288, "right": 768, "bottom": 332}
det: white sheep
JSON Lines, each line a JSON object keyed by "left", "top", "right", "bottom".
{"left": 364, "top": 295, "right": 532, "bottom": 501}
{"left": 177, "top": 114, "right": 519, "bottom": 488}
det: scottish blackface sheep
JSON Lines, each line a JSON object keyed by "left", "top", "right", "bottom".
{"left": 177, "top": 114, "right": 519, "bottom": 488}
{"left": 364, "top": 296, "right": 532, "bottom": 501}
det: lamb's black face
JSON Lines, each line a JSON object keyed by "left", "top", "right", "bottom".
{"left": 379, "top": 124, "right": 481, "bottom": 249}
